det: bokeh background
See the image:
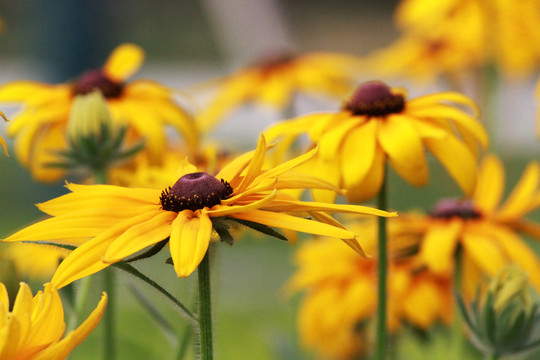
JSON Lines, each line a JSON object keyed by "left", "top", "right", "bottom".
{"left": 1, "top": 1, "right": 539, "bottom": 359}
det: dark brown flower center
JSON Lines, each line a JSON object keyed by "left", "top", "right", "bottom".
{"left": 160, "top": 172, "right": 233, "bottom": 212}
{"left": 72, "top": 69, "right": 124, "bottom": 98}
{"left": 344, "top": 81, "right": 405, "bottom": 117}
{"left": 429, "top": 198, "right": 482, "bottom": 219}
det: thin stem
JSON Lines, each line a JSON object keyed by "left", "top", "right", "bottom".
{"left": 452, "top": 248, "right": 464, "bottom": 359}
{"left": 198, "top": 251, "right": 214, "bottom": 360}
{"left": 103, "top": 269, "right": 116, "bottom": 360}
{"left": 375, "top": 171, "right": 388, "bottom": 360}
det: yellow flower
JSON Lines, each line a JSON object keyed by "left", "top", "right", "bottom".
{"left": 0, "top": 282, "right": 106, "bottom": 360}
{"left": 0, "top": 43, "right": 199, "bottom": 182}
{"left": 265, "top": 81, "right": 488, "bottom": 202}
{"left": 4, "top": 135, "right": 395, "bottom": 288}
{"left": 2, "top": 242, "right": 69, "bottom": 280}
{"left": 0, "top": 110, "right": 7, "bottom": 156}
{"left": 408, "top": 154, "right": 540, "bottom": 296}
{"left": 394, "top": 0, "right": 540, "bottom": 76}
{"left": 287, "top": 219, "right": 452, "bottom": 359}
{"left": 196, "top": 51, "right": 361, "bottom": 133}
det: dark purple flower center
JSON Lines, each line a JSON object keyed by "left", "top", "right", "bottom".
{"left": 429, "top": 198, "right": 482, "bottom": 220}
{"left": 344, "top": 81, "right": 405, "bottom": 117}
{"left": 160, "top": 172, "right": 233, "bottom": 212}
{"left": 72, "top": 69, "right": 124, "bottom": 98}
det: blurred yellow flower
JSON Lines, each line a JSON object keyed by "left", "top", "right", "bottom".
{"left": 3, "top": 242, "right": 69, "bottom": 280}
{"left": 0, "top": 43, "right": 199, "bottom": 182}
{"left": 406, "top": 155, "right": 540, "bottom": 296}
{"left": 287, "top": 219, "right": 452, "bottom": 359}
{"left": 266, "top": 81, "right": 487, "bottom": 202}
{"left": 0, "top": 282, "right": 106, "bottom": 360}
{"left": 196, "top": 51, "right": 361, "bottom": 132}
{"left": 4, "top": 135, "right": 395, "bottom": 288}
{"left": 391, "top": 0, "right": 540, "bottom": 76}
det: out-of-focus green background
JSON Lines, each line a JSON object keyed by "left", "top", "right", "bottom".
{"left": 1, "top": 1, "right": 540, "bottom": 359}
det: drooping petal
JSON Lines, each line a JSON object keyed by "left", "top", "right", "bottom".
{"left": 169, "top": 211, "right": 213, "bottom": 278}
{"left": 473, "top": 155, "right": 505, "bottom": 214}
{"left": 103, "top": 44, "right": 145, "bottom": 82}
{"left": 103, "top": 211, "right": 176, "bottom": 262}
{"left": 378, "top": 114, "right": 428, "bottom": 186}
{"left": 33, "top": 293, "right": 108, "bottom": 360}
{"left": 419, "top": 219, "right": 462, "bottom": 275}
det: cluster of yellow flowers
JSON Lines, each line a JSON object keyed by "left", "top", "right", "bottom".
{"left": 1, "top": 0, "right": 540, "bottom": 358}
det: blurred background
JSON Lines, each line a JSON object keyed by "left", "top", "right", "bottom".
{"left": 1, "top": 1, "right": 539, "bottom": 359}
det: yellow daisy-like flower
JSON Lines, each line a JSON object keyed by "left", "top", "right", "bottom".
{"left": 4, "top": 135, "right": 395, "bottom": 289}
{"left": 0, "top": 282, "right": 106, "bottom": 360}
{"left": 409, "top": 154, "right": 540, "bottom": 296}
{"left": 0, "top": 43, "right": 199, "bottom": 182}
{"left": 394, "top": 0, "right": 540, "bottom": 76}
{"left": 265, "top": 80, "right": 488, "bottom": 202}
{"left": 287, "top": 220, "right": 452, "bottom": 360}
{"left": 196, "top": 51, "right": 361, "bottom": 133}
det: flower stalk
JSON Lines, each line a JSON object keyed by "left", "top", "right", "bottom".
{"left": 198, "top": 250, "right": 214, "bottom": 360}
{"left": 375, "top": 167, "right": 388, "bottom": 360}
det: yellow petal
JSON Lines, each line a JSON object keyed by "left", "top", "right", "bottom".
{"left": 230, "top": 210, "right": 356, "bottom": 239}
{"left": 235, "top": 134, "right": 266, "bottom": 193}
{"left": 378, "top": 115, "right": 428, "bottom": 186}
{"left": 462, "top": 230, "right": 506, "bottom": 276}
{"left": 25, "top": 284, "right": 64, "bottom": 348}
{"left": 103, "top": 211, "right": 176, "bottom": 262}
{"left": 0, "top": 136, "right": 7, "bottom": 156}
{"left": 274, "top": 172, "right": 344, "bottom": 193}
{"left": 260, "top": 199, "right": 397, "bottom": 217}
{"left": 419, "top": 220, "right": 461, "bottom": 275}
{"left": 340, "top": 121, "right": 378, "bottom": 190}
{"left": 169, "top": 211, "right": 213, "bottom": 278}
{"left": 407, "top": 92, "right": 480, "bottom": 116}
{"left": 345, "top": 144, "right": 385, "bottom": 202}
{"left": 258, "top": 143, "right": 319, "bottom": 180}
{"left": 424, "top": 134, "right": 477, "bottom": 196}
{"left": 0, "top": 81, "right": 52, "bottom": 102}
{"left": 264, "top": 113, "right": 334, "bottom": 143}
{"left": 318, "top": 116, "right": 359, "bottom": 160}
{"left": 51, "top": 211, "right": 161, "bottom": 289}
{"left": 103, "top": 43, "right": 144, "bottom": 82}
{"left": 497, "top": 162, "right": 540, "bottom": 220}
{"left": 34, "top": 292, "right": 108, "bottom": 360}
{"left": 207, "top": 189, "right": 277, "bottom": 217}
{"left": 473, "top": 155, "right": 504, "bottom": 213}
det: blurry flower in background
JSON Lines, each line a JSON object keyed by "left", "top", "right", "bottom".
{"left": 0, "top": 43, "right": 199, "bottom": 182}
{"left": 195, "top": 51, "right": 361, "bottom": 133}
{"left": 390, "top": 0, "right": 540, "bottom": 77}
{"left": 3, "top": 135, "right": 395, "bottom": 289}
{"left": 287, "top": 219, "right": 452, "bottom": 359}
{"left": 0, "top": 282, "right": 106, "bottom": 360}
{"left": 265, "top": 80, "right": 488, "bottom": 202}
{"left": 2, "top": 242, "right": 68, "bottom": 281}
{"left": 404, "top": 155, "right": 540, "bottom": 297}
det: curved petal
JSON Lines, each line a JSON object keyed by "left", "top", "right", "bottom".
{"left": 378, "top": 114, "right": 428, "bottom": 186}
{"left": 235, "top": 134, "right": 266, "bottom": 193}
{"left": 419, "top": 219, "right": 461, "bottom": 275}
{"left": 34, "top": 292, "right": 108, "bottom": 360}
{"left": 461, "top": 230, "right": 506, "bottom": 276}
{"left": 473, "top": 155, "right": 505, "bottom": 214}
{"left": 103, "top": 44, "right": 144, "bottom": 82}
{"left": 424, "top": 134, "right": 477, "bottom": 196}
{"left": 169, "top": 211, "right": 213, "bottom": 278}
{"left": 345, "top": 144, "right": 385, "bottom": 202}
{"left": 497, "top": 162, "right": 540, "bottom": 220}
{"left": 407, "top": 92, "right": 480, "bottom": 116}
{"left": 103, "top": 211, "right": 176, "bottom": 262}
{"left": 259, "top": 199, "right": 397, "bottom": 217}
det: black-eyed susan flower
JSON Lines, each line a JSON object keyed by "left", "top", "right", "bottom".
{"left": 405, "top": 155, "right": 540, "bottom": 296}
{"left": 0, "top": 43, "right": 198, "bottom": 182}
{"left": 4, "top": 135, "right": 395, "bottom": 289}
{"left": 265, "top": 80, "right": 488, "bottom": 202}
{"left": 287, "top": 219, "right": 452, "bottom": 359}
{"left": 394, "top": 0, "right": 540, "bottom": 76}
{"left": 0, "top": 282, "right": 106, "bottom": 359}
{"left": 196, "top": 51, "right": 361, "bottom": 132}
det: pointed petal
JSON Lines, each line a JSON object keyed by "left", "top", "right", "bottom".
{"left": 235, "top": 134, "right": 266, "bottom": 193}
{"left": 497, "top": 162, "right": 540, "bottom": 220}
{"left": 103, "top": 211, "right": 176, "bottom": 262}
{"left": 473, "top": 155, "right": 505, "bottom": 213}
{"left": 419, "top": 220, "right": 461, "bottom": 275}
{"left": 259, "top": 144, "right": 319, "bottom": 181}
{"left": 169, "top": 211, "right": 213, "bottom": 278}
{"left": 103, "top": 44, "right": 144, "bottom": 81}
{"left": 260, "top": 199, "right": 397, "bottom": 217}
{"left": 378, "top": 115, "right": 428, "bottom": 186}
{"left": 207, "top": 189, "right": 277, "bottom": 217}
{"left": 407, "top": 92, "right": 480, "bottom": 116}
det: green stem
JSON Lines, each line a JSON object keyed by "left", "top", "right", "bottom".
{"left": 93, "top": 167, "right": 107, "bottom": 184}
{"left": 103, "top": 269, "right": 116, "bottom": 360}
{"left": 198, "top": 251, "right": 214, "bottom": 360}
{"left": 452, "top": 248, "right": 464, "bottom": 359}
{"left": 375, "top": 172, "right": 388, "bottom": 360}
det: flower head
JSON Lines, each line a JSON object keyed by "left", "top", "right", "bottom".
{"left": 265, "top": 81, "right": 488, "bottom": 202}
{"left": 0, "top": 43, "right": 199, "bottom": 182}
{"left": 0, "top": 282, "right": 106, "bottom": 359}
{"left": 196, "top": 51, "right": 361, "bottom": 132}
{"left": 287, "top": 219, "right": 452, "bottom": 359}
{"left": 4, "top": 135, "right": 395, "bottom": 288}
{"left": 406, "top": 155, "right": 540, "bottom": 296}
